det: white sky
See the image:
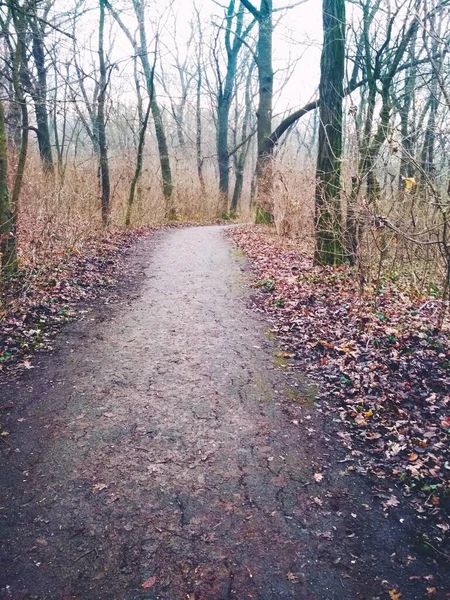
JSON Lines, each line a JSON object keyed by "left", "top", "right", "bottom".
{"left": 57, "top": 0, "right": 324, "bottom": 116}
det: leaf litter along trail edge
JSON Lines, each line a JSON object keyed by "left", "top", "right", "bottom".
{"left": 227, "top": 225, "right": 450, "bottom": 563}
{"left": 0, "top": 225, "right": 448, "bottom": 600}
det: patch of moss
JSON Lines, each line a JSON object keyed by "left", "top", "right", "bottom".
{"left": 231, "top": 247, "right": 246, "bottom": 259}
{"left": 255, "top": 205, "right": 274, "bottom": 224}
{"left": 273, "top": 350, "right": 288, "bottom": 367}
{"left": 285, "top": 385, "right": 316, "bottom": 407}
{"left": 265, "top": 328, "right": 276, "bottom": 341}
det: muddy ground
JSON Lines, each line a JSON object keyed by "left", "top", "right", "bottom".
{"left": 0, "top": 226, "right": 448, "bottom": 599}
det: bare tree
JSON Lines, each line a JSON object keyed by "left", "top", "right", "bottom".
{"left": 314, "top": 0, "right": 346, "bottom": 265}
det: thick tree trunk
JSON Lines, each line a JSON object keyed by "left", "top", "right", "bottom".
{"left": 30, "top": 15, "right": 54, "bottom": 175}
{"left": 0, "top": 100, "right": 16, "bottom": 275}
{"left": 217, "top": 101, "right": 231, "bottom": 208}
{"left": 254, "top": 0, "right": 274, "bottom": 216}
{"left": 314, "top": 0, "right": 346, "bottom": 265}
{"left": 10, "top": 3, "right": 29, "bottom": 225}
{"left": 240, "top": 0, "right": 274, "bottom": 219}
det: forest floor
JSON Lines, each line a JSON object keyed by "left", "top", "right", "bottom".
{"left": 0, "top": 225, "right": 449, "bottom": 600}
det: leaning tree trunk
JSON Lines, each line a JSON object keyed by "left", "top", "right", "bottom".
{"left": 314, "top": 0, "right": 346, "bottom": 265}
{"left": 126, "top": 99, "right": 151, "bottom": 226}
{"left": 132, "top": 0, "right": 174, "bottom": 219}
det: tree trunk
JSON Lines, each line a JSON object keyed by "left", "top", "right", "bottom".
{"left": 254, "top": 0, "right": 274, "bottom": 216}
{"left": 216, "top": 1, "right": 247, "bottom": 213}
{"left": 132, "top": 0, "right": 174, "bottom": 219}
{"left": 231, "top": 58, "right": 254, "bottom": 213}
{"left": 10, "top": 2, "right": 29, "bottom": 225}
{"left": 30, "top": 13, "right": 54, "bottom": 175}
{"left": 398, "top": 34, "right": 417, "bottom": 182}
{"left": 421, "top": 92, "right": 437, "bottom": 177}
{"left": 98, "top": 0, "right": 110, "bottom": 226}
{"left": 126, "top": 99, "right": 151, "bottom": 226}
{"left": 0, "top": 100, "right": 17, "bottom": 275}
{"left": 196, "top": 58, "right": 206, "bottom": 196}
{"left": 314, "top": 0, "right": 346, "bottom": 265}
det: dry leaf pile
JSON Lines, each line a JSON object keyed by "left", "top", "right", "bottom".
{"left": 0, "top": 230, "right": 143, "bottom": 377}
{"left": 228, "top": 225, "right": 450, "bottom": 557}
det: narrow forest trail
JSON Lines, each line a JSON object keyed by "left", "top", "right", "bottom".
{"left": 0, "top": 226, "right": 447, "bottom": 600}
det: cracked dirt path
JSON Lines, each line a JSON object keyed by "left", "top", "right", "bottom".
{"left": 0, "top": 226, "right": 447, "bottom": 600}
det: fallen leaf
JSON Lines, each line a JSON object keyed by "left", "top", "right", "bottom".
{"left": 440, "top": 416, "right": 450, "bottom": 430}
{"left": 313, "top": 473, "right": 324, "bottom": 482}
{"left": 36, "top": 538, "right": 48, "bottom": 546}
{"left": 142, "top": 575, "right": 156, "bottom": 589}
{"left": 382, "top": 495, "right": 400, "bottom": 510}
{"left": 389, "top": 589, "right": 402, "bottom": 600}
{"left": 355, "top": 414, "right": 367, "bottom": 426}
{"left": 92, "top": 483, "right": 108, "bottom": 492}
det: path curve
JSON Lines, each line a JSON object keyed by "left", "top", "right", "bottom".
{"left": 0, "top": 226, "right": 446, "bottom": 599}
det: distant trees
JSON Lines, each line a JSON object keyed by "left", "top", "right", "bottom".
{"left": 0, "top": 0, "right": 449, "bottom": 293}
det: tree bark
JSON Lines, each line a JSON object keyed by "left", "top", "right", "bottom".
{"left": 132, "top": 0, "right": 175, "bottom": 219}
{"left": 314, "top": 0, "right": 346, "bottom": 265}
{"left": 231, "top": 58, "right": 255, "bottom": 213}
{"left": 126, "top": 99, "right": 151, "bottom": 227}
{"left": 240, "top": 0, "right": 273, "bottom": 219}
{"left": 98, "top": 0, "right": 110, "bottom": 226}
{"left": 196, "top": 54, "right": 206, "bottom": 196}
{"left": 216, "top": 1, "right": 253, "bottom": 213}
{"left": 29, "top": 5, "right": 54, "bottom": 175}
{"left": 10, "top": 1, "right": 28, "bottom": 224}
{"left": 0, "top": 100, "right": 17, "bottom": 275}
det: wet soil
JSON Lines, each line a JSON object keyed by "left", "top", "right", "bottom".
{"left": 0, "top": 226, "right": 448, "bottom": 600}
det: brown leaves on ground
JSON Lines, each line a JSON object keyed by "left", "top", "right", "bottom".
{"left": 228, "top": 225, "right": 450, "bottom": 558}
{"left": 0, "top": 230, "right": 144, "bottom": 378}
{"left": 141, "top": 575, "right": 156, "bottom": 589}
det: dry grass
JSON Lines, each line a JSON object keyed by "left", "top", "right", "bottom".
{"left": 3, "top": 147, "right": 448, "bottom": 302}
{"left": 261, "top": 158, "right": 447, "bottom": 299}
{"left": 10, "top": 152, "right": 221, "bottom": 276}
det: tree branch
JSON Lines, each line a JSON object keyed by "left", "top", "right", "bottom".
{"left": 239, "top": 0, "right": 260, "bottom": 19}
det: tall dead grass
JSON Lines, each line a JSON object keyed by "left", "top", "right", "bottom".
{"left": 13, "top": 151, "right": 221, "bottom": 274}
{"left": 267, "top": 156, "right": 447, "bottom": 298}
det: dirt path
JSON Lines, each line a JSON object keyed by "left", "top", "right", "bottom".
{"left": 0, "top": 226, "right": 447, "bottom": 600}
